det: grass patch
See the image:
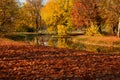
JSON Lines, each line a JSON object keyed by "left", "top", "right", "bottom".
{"left": 72, "top": 35, "right": 120, "bottom": 47}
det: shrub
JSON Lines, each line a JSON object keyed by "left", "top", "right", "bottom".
{"left": 86, "top": 23, "right": 101, "bottom": 36}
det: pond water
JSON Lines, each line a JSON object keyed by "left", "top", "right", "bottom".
{"left": 6, "top": 34, "right": 120, "bottom": 53}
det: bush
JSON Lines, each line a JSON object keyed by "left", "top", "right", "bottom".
{"left": 86, "top": 23, "right": 101, "bottom": 36}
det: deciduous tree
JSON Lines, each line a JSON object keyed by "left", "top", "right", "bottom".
{"left": 106, "top": 0, "right": 120, "bottom": 37}
{"left": 0, "top": 0, "right": 19, "bottom": 32}
{"left": 72, "top": 0, "right": 103, "bottom": 32}
{"left": 41, "top": 0, "right": 74, "bottom": 34}
{"left": 27, "top": 0, "right": 43, "bottom": 32}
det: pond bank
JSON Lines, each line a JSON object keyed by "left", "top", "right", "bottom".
{"left": 2, "top": 34, "right": 120, "bottom": 53}
{"left": 72, "top": 36, "right": 120, "bottom": 47}
{"left": 0, "top": 38, "right": 120, "bottom": 79}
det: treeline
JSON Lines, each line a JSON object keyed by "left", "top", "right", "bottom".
{"left": 0, "top": 0, "right": 43, "bottom": 32}
{"left": 41, "top": 0, "right": 120, "bottom": 36}
{"left": 0, "top": 0, "right": 120, "bottom": 37}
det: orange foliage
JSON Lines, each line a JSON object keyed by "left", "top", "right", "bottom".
{"left": 71, "top": 0, "right": 102, "bottom": 28}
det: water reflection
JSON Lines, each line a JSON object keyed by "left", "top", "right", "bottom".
{"left": 27, "top": 35, "right": 70, "bottom": 49}
{"left": 48, "top": 38, "right": 56, "bottom": 47}
{"left": 6, "top": 34, "right": 120, "bottom": 53}
{"left": 34, "top": 36, "right": 44, "bottom": 45}
{"left": 26, "top": 35, "right": 49, "bottom": 46}
{"left": 57, "top": 38, "right": 68, "bottom": 48}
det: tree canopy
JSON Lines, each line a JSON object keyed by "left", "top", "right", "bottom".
{"left": 0, "top": 0, "right": 120, "bottom": 37}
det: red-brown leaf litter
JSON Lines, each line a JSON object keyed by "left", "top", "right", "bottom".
{"left": 0, "top": 39, "right": 120, "bottom": 80}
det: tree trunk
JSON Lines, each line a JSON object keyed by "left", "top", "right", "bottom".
{"left": 39, "top": 15, "right": 42, "bottom": 31}
{"left": 98, "top": 26, "right": 102, "bottom": 33}
{"left": 117, "top": 17, "right": 120, "bottom": 37}
{"left": 36, "top": 13, "right": 39, "bottom": 32}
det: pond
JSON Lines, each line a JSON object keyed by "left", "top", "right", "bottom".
{"left": 5, "top": 34, "right": 120, "bottom": 53}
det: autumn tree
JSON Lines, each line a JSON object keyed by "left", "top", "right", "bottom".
{"left": 105, "top": 0, "right": 120, "bottom": 37}
{"left": 41, "top": 0, "right": 74, "bottom": 34}
{"left": 71, "top": 0, "right": 87, "bottom": 28}
{"left": 15, "top": 5, "right": 33, "bottom": 32}
{"left": 41, "top": 0, "right": 57, "bottom": 33}
{"left": 72, "top": 0, "right": 103, "bottom": 32}
{"left": 24, "top": 0, "right": 43, "bottom": 32}
{"left": 0, "top": 0, "right": 19, "bottom": 32}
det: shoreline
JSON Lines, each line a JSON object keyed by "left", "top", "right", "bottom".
{"left": 72, "top": 36, "right": 120, "bottom": 47}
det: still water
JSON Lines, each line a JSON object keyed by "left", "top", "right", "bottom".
{"left": 6, "top": 34, "right": 120, "bottom": 53}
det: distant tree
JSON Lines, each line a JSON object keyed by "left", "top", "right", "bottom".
{"left": 106, "top": 0, "right": 120, "bottom": 37}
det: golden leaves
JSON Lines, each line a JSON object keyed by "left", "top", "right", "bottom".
{"left": 41, "top": 0, "right": 74, "bottom": 33}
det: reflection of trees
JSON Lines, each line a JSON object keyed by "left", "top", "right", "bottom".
{"left": 23, "top": 34, "right": 120, "bottom": 52}
{"left": 26, "top": 35, "right": 57, "bottom": 46}
{"left": 24, "top": 34, "right": 72, "bottom": 48}
{"left": 48, "top": 38, "right": 55, "bottom": 47}
{"left": 35, "top": 36, "right": 43, "bottom": 45}
{"left": 48, "top": 37, "right": 70, "bottom": 48}
{"left": 57, "top": 38, "right": 68, "bottom": 48}
{"left": 33, "top": 35, "right": 44, "bottom": 45}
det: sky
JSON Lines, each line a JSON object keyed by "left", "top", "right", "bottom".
{"left": 19, "top": 0, "right": 25, "bottom": 3}
{"left": 19, "top": 0, "right": 47, "bottom": 4}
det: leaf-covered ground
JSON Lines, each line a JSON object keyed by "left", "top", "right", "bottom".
{"left": 0, "top": 39, "right": 120, "bottom": 80}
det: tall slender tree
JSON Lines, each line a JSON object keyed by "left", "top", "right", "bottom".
{"left": 25, "top": 0, "right": 43, "bottom": 32}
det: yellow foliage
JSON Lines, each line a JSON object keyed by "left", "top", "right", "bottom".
{"left": 47, "top": 26, "right": 57, "bottom": 34}
{"left": 57, "top": 25, "right": 67, "bottom": 36}
{"left": 41, "top": 0, "right": 74, "bottom": 33}
{"left": 86, "top": 23, "right": 102, "bottom": 36}
{"left": 57, "top": 38, "right": 68, "bottom": 48}
{"left": 48, "top": 38, "right": 55, "bottom": 46}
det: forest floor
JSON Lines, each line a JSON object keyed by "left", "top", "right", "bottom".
{"left": 0, "top": 38, "right": 120, "bottom": 80}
